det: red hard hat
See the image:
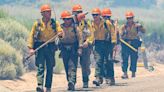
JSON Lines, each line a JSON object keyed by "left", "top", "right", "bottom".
{"left": 61, "top": 10, "right": 72, "bottom": 19}
{"left": 40, "top": 4, "right": 51, "bottom": 12}
{"left": 101, "top": 8, "right": 112, "bottom": 16}
{"left": 72, "top": 4, "right": 82, "bottom": 12}
{"left": 125, "top": 11, "right": 134, "bottom": 18}
{"left": 92, "top": 8, "right": 101, "bottom": 14}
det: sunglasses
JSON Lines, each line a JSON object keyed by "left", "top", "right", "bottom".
{"left": 76, "top": 11, "right": 83, "bottom": 14}
{"left": 126, "top": 17, "right": 133, "bottom": 20}
{"left": 103, "top": 16, "right": 111, "bottom": 19}
{"left": 63, "top": 18, "right": 72, "bottom": 21}
{"left": 92, "top": 14, "right": 99, "bottom": 16}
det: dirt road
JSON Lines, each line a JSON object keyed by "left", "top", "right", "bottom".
{"left": 0, "top": 63, "right": 164, "bottom": 92}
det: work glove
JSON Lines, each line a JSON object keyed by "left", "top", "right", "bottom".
{"left": 78, "top": 48, "right": 83, "bottom": 56}
{"left": 58, "top": 31, "right": 64, "bottom": 38}
{"left": 82, "top": 41, "right": 88, "bottom": 48}
{"left": 29, "top": 48, "right": 35, "bottom": 55}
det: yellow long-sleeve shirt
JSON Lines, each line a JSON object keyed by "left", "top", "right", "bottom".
{"left": 92, "top": 19, "right": 116, "bottom": 43}
{"left": 120, "top": 22, "right": 146, "bottom": 40}
{"left": 27, "top": 19, "right": 63, "bottom": 49}
{"left": 78, "top": 19, "right": 94, "bottom": 45}
{"left": 92, "top": 19, "right": 105, "bottom": 41}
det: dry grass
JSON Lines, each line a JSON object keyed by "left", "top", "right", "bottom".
{"left": 0, "top": 39, "right": 24, "bottom": 79}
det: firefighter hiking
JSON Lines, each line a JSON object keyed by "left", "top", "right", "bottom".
{"left": 25, "top": 4, "right": 149, "bottom": 92}
{"left": 27, "top": 4, "right": 64, "bottom": 92}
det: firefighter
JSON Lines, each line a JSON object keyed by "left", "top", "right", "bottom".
{"left": 91, "top": 8, "right": 116, "bottom": 86}
{"left": 27, "top": 4, "right": 63, "bottom": 92}
{"left": 59, "top": 10, "right": 80, "bottom": 91}
{"left": 101, "top": 8, "right": 117, "bottom": 85}
{"left": 72, "top": 4, "right": 94, "bottom": 88}
{"left": 72, "top": 4, "right": 83, "bottom": 15}
{"left": 120, "top": 11, "right": 146, "bottom": 79}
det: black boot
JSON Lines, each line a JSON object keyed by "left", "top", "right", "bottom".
{"left": 132, "top": 72, "right": 136, "bottom": 78}
{"left": 83, "top": 82, "right": 88, "bottom": 88}
{"left": 36, "top": 86, "right": 44, "bottom": 92}
{"left": 110, "top": 78, "right": 115, "bottom": 86}
{"left": 93, "top": 77, "right": 100, "bottom": 86}
{"left": 68, "top": 81, "right": 75, "bottom": 91}
{"left": 105, "top": 78, "right": 110, "bottom": 84}
{"left": 99, "top": 77, "right": 103, "bottom": 84}
{"left": 45, "top": 88, "right": 51, "bottom": 92}
{"left": 83, "top": 76, "right": 89, "bottom": 88}
{"left": 121, "top": 72, "right": 128, "bottom": 79}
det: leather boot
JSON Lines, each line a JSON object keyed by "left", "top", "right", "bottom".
{"left": 121, "top": 72, "right": 128, "bottom": 79}
{"left": 93, "top": 77, "right": 100, "bottom": 86}
{"left": 110, "top": 78, "right": 115, "bottom": 86}
{"left": 68, "top": 81, "right": 75, "bottom": 91}
{"left": 83, "top": 82, "right": 88, "bottom": 88}
{"left": 132, "top": 72, "right": 136, "bottom": 78}
{"left": 36, "top": 86, "right": 44, "bottom": 92}
{"left": 99, "top": 77, "right": 103, "bottom": 84}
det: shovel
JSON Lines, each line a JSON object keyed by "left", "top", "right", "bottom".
{"left": 23, "top": 33, "right": 60, "bottom": 67}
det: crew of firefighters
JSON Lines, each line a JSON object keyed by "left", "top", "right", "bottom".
{"left": 27, "top": 4, "right": 146, "bottom": 92}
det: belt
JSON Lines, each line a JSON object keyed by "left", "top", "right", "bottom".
{"left": 95, "top": 40, "right": 106, "bottom": 43}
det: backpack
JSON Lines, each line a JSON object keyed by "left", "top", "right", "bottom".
{"left": 104, "top": 19, "right": 114, "bottom": 42}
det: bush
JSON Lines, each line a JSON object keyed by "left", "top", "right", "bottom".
{"left": 14, "top": 16, "right": 34, "bottom": 31}
{"left": 0, "top": 39, "right": 24, "bottom": 79}
{"left": 0, "top": 9, "right": 8, "bottom": 18}
{"left": 0, "top": 18, "right": 29, "bottom": 53}
{"left": 144, "top": 21, "right": 164, "bottom": 45}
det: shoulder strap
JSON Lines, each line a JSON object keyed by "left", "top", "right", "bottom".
{"left": 134, "top": 21, "right": 142, "bottom": 33}
{"left": 73, "top": 23, "right": 78, "bottom": 42}
{"left": 60, "top": 23, "right": 64, "bottom": 29}
{"left": 36, "top": 19, "right": 41, "bottom": 28}
{"left": 34, "top": 19, "right": 41, "bottom": 41}
{"left": 125, "top": 22, "right": 128, "bottom": 30}
{"left": 51, "top": 18, "right": 56, "bottom": 32}
{"left": 104, "top": 20, "right": 108, "bottom": 30}
{"left": 110, "top": 19, "right": 115, "bottom": 26}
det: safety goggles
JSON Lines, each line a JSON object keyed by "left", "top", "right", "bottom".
{"left": 63, "top": 18, "right": 72, "bottom": 21}
{"left": 103, "top": 16, "right": 111, "bottom": 19}
{"left": 76, "top": 11, "right": 83, "bottom": 14}
{"left": 126, "top": 17, "right": 133, "bottom": 20}
{"left": 92, "top": 14, "right": 99, "bottom": 16}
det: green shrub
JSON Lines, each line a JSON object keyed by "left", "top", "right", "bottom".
{"left": 14, "top": 16, "right": 34, "bottom": 31}
{"left": 0, "top": 39, "right": 24, "bottom": 79}
{"left": 0, "top": 18, "right": 29, "bottom": 53}
{"left": 0, "top": 9, "right": 8, "bottom": 18}
{"left": 144, "top": 21, "right": 164, "bottom": 45}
